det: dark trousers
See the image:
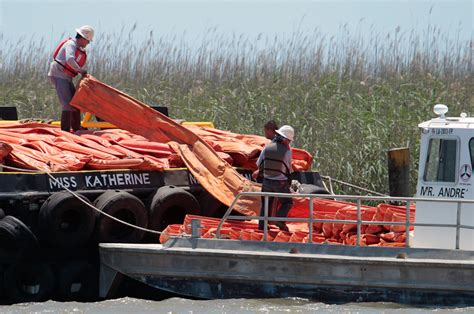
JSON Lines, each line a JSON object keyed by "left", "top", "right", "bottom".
{"left": 259, "top": 178, "right": 293, "bottom": 230}
{"left": 51, "top": 76, "right": 81, "bottom": 132}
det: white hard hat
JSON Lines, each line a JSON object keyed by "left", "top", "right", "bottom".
{"left": 75, "top": 25, "right": 94, "bottom": 42}
{"left": 275, "top": 125, "right": 294, "bottom": 141}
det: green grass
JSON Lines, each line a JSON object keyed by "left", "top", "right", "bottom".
{"left": 0, "top": 25, "right": 472, "bottom": 194}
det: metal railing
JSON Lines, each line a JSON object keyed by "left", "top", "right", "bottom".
{"left": 212, "top": 192, "right": 474, "bottom": 249}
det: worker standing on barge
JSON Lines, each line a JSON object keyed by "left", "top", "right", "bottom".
{"left": 48, "top": 25, "right": 94, "bottom": 132}
{"left": 256, "top": 125, "right": 294, "bottom": 232}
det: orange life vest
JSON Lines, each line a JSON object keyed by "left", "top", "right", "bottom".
{"left": 52, "top": 38, "right": 87, "bottom": 77}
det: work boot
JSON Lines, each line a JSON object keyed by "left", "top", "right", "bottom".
{"left": 275, "top": 221, "right": 289, "bottom": 232}
{"left": 60, "top": 111, "right": 71, "bottom": 132}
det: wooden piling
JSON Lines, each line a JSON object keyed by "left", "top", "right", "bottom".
{"left": 387, "top": 147, "right": 410, "bottom": 197}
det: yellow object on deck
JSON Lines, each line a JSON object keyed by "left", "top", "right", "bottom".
{"left": 51, "top": 112, "right": 214, "bottom": 129}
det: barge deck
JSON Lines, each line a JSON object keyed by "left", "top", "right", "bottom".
{"left": 99, "top": 237, "right": 474, "bottom": 305}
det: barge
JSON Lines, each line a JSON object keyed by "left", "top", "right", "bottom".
{"left": 0, "top": 76, "right": 319, "bottom": 303}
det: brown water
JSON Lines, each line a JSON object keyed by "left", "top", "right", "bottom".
{"left": 0, "top": 298, "right": 472, "bottom": 314}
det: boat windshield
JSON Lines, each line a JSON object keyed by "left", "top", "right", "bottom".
{"left": 424, "top": 138, "right": 457, "bottom": 182}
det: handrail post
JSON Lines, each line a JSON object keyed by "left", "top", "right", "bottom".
{"left": 191, "top": 219, "right": 201, "bottom": 238}
{"left": 405, "top": 200, "right": 411, "bottom": 248}
{"left": 308, "top": 196, "right": 314, "bottom": 243}
{"left": 263, "top": 196, "right": 269, "bottom": 241}
{"left": 455, "top": 201, "right": 461, "bottom": 250}
{"left": 216, "top": 193, "right": 242, "bottom": 238}
{"left": 356, "top": 199, "right": 361, "bottom": 246}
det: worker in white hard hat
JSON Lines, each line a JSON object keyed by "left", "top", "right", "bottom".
{"left": 255, "top": 125, "right": 294, "bottom": 231}
{"left": 48, "top": 25, "right": 94, "bottom": 132}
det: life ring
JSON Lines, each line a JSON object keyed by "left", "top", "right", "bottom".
{"left": 0, "top": 215, "right": 38, "bottom": 260}
{"left": 3, "top": 262, "right": 54, "bottom": 303}
{"left": 56, "top": 261, "right": 97, "bottom": 301}
{"left": 38, "top": 191, "right": 96, "bottom": 248}
{"left": 94, "top": 190, "right": 148, "bottom": 243}
{"left": 149, "top": 186, "right": 201, "bottom": 232}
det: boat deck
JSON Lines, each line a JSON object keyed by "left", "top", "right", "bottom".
{"left": 99, "top": 237, "right": 474, "bottom": 305}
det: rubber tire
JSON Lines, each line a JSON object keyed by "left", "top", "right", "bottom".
{"left": 3, "top": 262, "right": 54, "bottom": 303}
{"left": 38, "top": 191, "right": 96, "bottom": 248}
{"left": 0, "top": 208, "right": 5, "bottom": 219}
{"left": 197, "top": 191, "right": 229, "bottom": 218}
{"left": 94, "top": 190, "right": 148, "bottom": 243}
{"left": 299, "top": 184, "right": 331, "bottom": 195}
{"left": 56, "top": 261, "right": 97, "bottom": 301}
{"left": 149, "top": 186, "right": 201, "bottom": 232}
{"left": 0, "top": 216, "right": 38, "bottom": 260}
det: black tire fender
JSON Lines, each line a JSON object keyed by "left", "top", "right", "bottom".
{"left": 149, "top": 186, "right": 201, "bottom": 231}
{"left": 38, "top": 191, "right": 96, "bottom": 248}
{"left": 0, "top": 264, "right": 3, "bottom": 299}
{"left": 3, "top": 262, "right": 54, "bottom": 303}
{"left": 196, "top": 191, "right": 228, "bottom": 218}
{"left": 0, "top": 215, "right": 38, "bottom": 260}
{"left": 94, "top": 190, "right": 148, "bottom": 243}
{"left": 57, "top": 261, "right": 97, "bottom": 301}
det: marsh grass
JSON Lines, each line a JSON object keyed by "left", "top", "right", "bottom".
{"left": 0, "top": 24, "right": 472, "bottom": 194}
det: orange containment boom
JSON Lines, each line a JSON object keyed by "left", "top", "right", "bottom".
{"left": 71, "top": 75, "right": 261, "bottom": 215}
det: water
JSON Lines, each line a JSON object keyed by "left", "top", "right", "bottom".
{"left": 1, "top": 298, "right": 472, "bottom": 314}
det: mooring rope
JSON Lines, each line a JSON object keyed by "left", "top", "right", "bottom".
{"left": 320, "top": 175, "right": 387, "bottom": 196}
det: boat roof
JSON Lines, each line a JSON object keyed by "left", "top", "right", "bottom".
{"left": 418, "top": 116, "right": 474, "bottom": 129}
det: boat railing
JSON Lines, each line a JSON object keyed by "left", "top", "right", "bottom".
{"left": 213, "top": 192, "right": 474, "bottom": 249}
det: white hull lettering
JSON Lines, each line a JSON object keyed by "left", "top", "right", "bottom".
{"left": 142, "top": 173, "right": 151, "bottom": 184}
{"left": 124, "top": 173, "right": 132, "bottom": 185}
{"left": 49, "top": 176, "right": 78, "bottom": 189}
{"left": 85, "top": 175, "right": 93, "bottom": 187}
{"left": 51, "top": 173, "right": 153, "bottom": 189}
{"left": 93, "top": 176, "right": 104, "bottom": 187}
{"left": 85, "top": 173, "right": 152, "bottom": 187}
{"left": 133, "top": 173, "right": 143, "bottom": 184}
{"left": 116, "top": 173, "right": 124, "bottom": 185}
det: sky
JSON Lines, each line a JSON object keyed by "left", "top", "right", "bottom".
{"left": 0, "top": 0, "right": 472, "bottom": 50}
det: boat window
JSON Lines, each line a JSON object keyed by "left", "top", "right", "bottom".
{"left": 423, "top": 138, "right": 457, "bottom": 182}
{"left": 470, "top": 138, "right": 474, "bottom": 169}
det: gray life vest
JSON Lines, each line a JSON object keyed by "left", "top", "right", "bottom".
{"left": 262, "top": 142, "right": 291, "bottom": 178}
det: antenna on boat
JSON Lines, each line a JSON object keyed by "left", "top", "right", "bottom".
{"left": 433, "top": 104, "right": 448, "bottom": 119}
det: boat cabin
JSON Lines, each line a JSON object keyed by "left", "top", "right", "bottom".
{"left": 414, "top": 104, "right": 474, "bottom": 250}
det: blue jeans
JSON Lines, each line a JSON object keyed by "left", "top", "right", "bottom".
{"left": 259, "top": 178, "right": 293, "bottom": 230}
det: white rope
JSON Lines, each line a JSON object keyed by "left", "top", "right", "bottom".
{"left": 320, "top": 175, "right": 386, "bottom": 196}
{"left": 0, "top": 163, "right": 191, "bottom": 237}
